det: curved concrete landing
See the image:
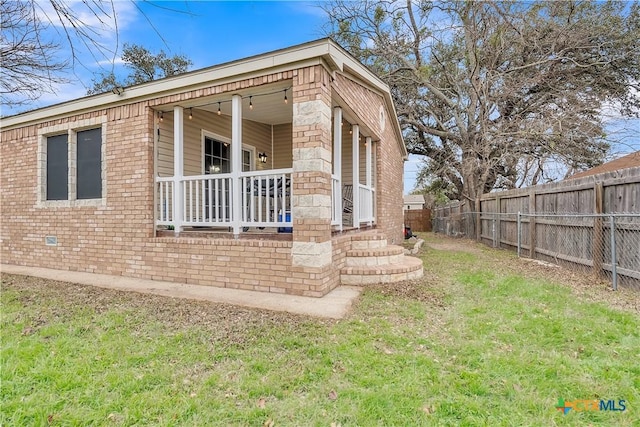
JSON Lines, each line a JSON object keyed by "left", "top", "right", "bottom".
{"left": 1, "top": 264, "right": 361, "bottom": 320}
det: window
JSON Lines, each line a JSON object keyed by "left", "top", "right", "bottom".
{"left": 38, "top": 120, "right": 105, "bottom": 206}
{"left": 202, "top": 133, "right": 254, "bottom": 174}
{"left": 77, "top": 128, "right": 102, "bottom": 199}
{"left": 242, "top": 149, "right": 252, "bottom": 172}
{"left": 204, "top": 136, "right": 230, "bottom": 174}
{"left": 46, "top": 134, "right": 68, "bottom": 200}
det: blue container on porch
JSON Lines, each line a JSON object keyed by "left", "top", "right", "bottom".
{"left": 278, "top": 211, "right": 292, "bottom": 233}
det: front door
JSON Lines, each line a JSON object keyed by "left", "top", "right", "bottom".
{"left": 203, "top": 135, "right": 254, "bottom": 223}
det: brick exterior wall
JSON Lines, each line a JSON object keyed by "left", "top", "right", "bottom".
{"left": 1, "top": 60, "right": 405, "bottom": 296}
{"left": 290, "top": 65, "right": 337, "bottom": 296}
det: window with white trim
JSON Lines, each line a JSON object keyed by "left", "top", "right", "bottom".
{"left": 201, "top": 131, "right": 255, "bottom": 174}
{"left": 204, "top": 136, "right": 230, "bottom": 174}
{"left": 38, "top": 120, "right": 106, "bottom": 206}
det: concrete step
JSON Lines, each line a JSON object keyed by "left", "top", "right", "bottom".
{"left": 345, "top": 245, "right": 405, "bottom": 267}
{"left": 340, "top": 255, "right": 424, "bottom": 285}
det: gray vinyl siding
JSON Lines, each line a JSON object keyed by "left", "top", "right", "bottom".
{"left": 272, "top": 123, "right": 292, "bottom": 170}
{"left": 157, "top": 110, "right": 290, "bottom": 175}
{"left": 339, "top": 127, "right": 371, "bottom": 186}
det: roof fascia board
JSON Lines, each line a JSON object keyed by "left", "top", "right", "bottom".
{"left": 2, "top": 40, "right": 338, "bottom": 130}
{"left": 2, "top": 38, "right": 407, "bottom": 159}
{"left": 1, "top": 58, "right": 326, "bottom": 130}
{"left": 327, "top": 41, "right": 407, "bottom": 159}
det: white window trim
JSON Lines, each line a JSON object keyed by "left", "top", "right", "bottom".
{"left": 200, "top": 129, "right": 255, "bottom": 173}
{"left": 243, "top": 144, "right": 256, "bottom": 172}
{"left": 37, "top": 117, "right": 107, "bottom": 208}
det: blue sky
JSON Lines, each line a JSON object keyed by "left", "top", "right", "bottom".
{"left": 8, "top": 1, "right": 636, "bottom": 190}
{"left": 10, "top": 0, "right": 422, "bottom": 193}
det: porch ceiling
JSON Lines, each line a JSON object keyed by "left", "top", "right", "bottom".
{"left": 188, "top": 82, "right": 293, "bottom": 126}
{"left": 171, "top": 80, "right": 377, "bottom": 139}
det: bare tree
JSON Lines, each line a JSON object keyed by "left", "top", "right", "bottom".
{"left": 87, "top": 43, "right": 192, "bottom": 95}
{"left": 0, "top": 0, "right": 67, "bottom": 107}
{"left": 322, "top": 0, "right": 640, "bottom": 200}
{"left": 1, "top": 0, "right": 192, "bottom": 108}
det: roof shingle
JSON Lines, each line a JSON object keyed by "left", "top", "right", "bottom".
{"left": 568, "top": 151, "right": 640, "bottom": 180}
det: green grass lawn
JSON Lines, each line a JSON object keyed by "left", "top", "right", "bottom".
{"left": 2, "top": 233, "right": 639, "bottom": 426}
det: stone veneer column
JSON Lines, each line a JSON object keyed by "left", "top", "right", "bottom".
{"left": 291, "top": 66, "right": 333, "bottom": 268}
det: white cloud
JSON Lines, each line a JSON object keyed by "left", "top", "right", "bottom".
{"left": 37, "top": 81, "right": 90, "bottom": 105}
{"left": 2, "top": 80, "right": 90, "bottom": 117}
{"left": 598, "top": 84, "right": 640, "bottom": 154}
{"left": 600, "top": 88, "right": 639, "bottom": 123}
{"left": 287, "top": 1, "right": 327, "bottom": 19}
{"left": 363, "top": 37, "right": 376, "bottom": 49}
{"left": 35, "top": 0, "right": 138, "bottom": 37}
{"left": 95, "top": 57, "right": 126, "bottom": 66}
{"left": 32, "top": 0, "right": 138, "bottom": 67}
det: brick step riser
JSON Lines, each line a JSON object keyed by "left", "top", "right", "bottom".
{"left": 347, "top": 245, "right": 405, "bottom": 258}
{"left": 351, "top": 239, "right": 388, "bottom": 250}
{"left": 345, "top": 254, "right": 403, "bottom": 267}
{"left": 340, "top": 257, "right": 423, "bottom": 275}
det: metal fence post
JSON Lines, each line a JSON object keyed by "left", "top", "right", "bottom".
{"left": 610, "top": 215, "right": 618, "bottom": 291}
{"left": 517, "top": 212, "right": 521, "bottom": 257}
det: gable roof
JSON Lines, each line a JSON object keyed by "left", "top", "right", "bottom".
{"left": 568, "top": 151, "right": 640, "bottom": 180}
{"left": 0, "top": 38, "right": 407, "bottom": 158}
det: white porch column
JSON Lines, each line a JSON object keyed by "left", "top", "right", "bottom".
{"left": 365, "top": 136, "right": 372, "bottom": 226}
{"left": 231, "top": 94, "right": 243, "bottom": 235}
{"left": 333, "top": 107, "right": 343, "bottom": 230}
{"left": 352, "top": 124, "right": 360, "bottom": 228}
{"left": 173, "top": 106, "right": 184, "bottom": 234}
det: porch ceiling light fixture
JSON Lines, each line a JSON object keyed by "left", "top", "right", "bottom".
{"left": 111, "top": 86, "right": 124, "bottom": 95}
{"left": 159, "top": 111, "right": 164, "bottom": 122}
{"left": 189, "top": 108, "right": 193, "bottom": 120}
{"left": 185, "top": 86, "right": 293, "bottom": 113}
{"left": 258, "top": 152, "right": 268, "bottom": 163}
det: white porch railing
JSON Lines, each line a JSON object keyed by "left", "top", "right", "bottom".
{"left": 182, "top": 173, "right": 233, "bottom": 226}
{"left": 331, "top": 175, "right": 341, "bottom": 225}
{"left": 156, "top": 169, "right": 292, "bottom": 231}
{"left": 158, "top": 170, "right": 374, "bottom": 231}
{"left": 156, "top": 177, "right": 174, "bottom": 225}
{"left": 241, "top": 169, "right": 292, "bottom": 228}
{"left": 358, "top": 184, "right": 375, "bottom": 224}
{"left": 327, "top": 179, "right": 376, "bottom": 229}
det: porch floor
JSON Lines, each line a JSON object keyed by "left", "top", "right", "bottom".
{"left": 1, "top": 264, "right": 362, "bottom": 319}
{"left": 156, "top": 227, "right": 293, "bottom": 241}
{"left": 156, "top": 224, "right": 376, "bottom": 240}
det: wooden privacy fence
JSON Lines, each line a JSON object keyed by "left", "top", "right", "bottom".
{"left": 432, "top": 166, "right": 640, "bottom": 290}
{"left": 404, "top": 208, "right": 432, "bottom": 232}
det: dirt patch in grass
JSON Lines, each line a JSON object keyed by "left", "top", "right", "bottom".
{"left": 3, "top": 234, "right": 636, "bottom": 322}
{"left": 366, "top": 274, "right": 446, "bottom": 307}
{"left": 512, "top": 257, "right": 640, "bottom": 314}
{"left": 3, "top": 236, "right": 639, "bottom": 426}
{"left": 424, "top": 234, "right": 640, "bottom": 314}
{"left": 2, "top": 274, "right": 331, "bottom": 340}
{"left": 426, "top": 241, "right": 484, "bottom": 254}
